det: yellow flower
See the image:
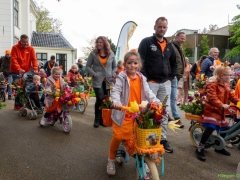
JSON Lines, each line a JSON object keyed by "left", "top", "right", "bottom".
{"left": 237, "top": 102, "right": 240, "bottom": 109}
{"left": 168, "top": 120, "right": 181, "bottom": 132}
{"left": 75, "top": 92, "right": 80, "bottom": 96}
{"left": 10, "top": 85, "right": 15, "bottom": 88}
{"left": 201, "top": 74, "right": 205, "bottom": 80}
{"left": 110, "top": 85, "right": 113, "bottom": 90}
{"left": 128, "top": 101, "right": 139, "bottom": 113}
{"left": 67, "top": 101, "right": 72, "bottom": 105}
{"left": 75, "top": 98, "right": 81, "bottom": 102}
{"left": 139, "top": 100, "right": 149, "bottom": 108}
{"left": 55, "top": 97, "right": 59, "bottom": 101}
{"left": 55, "top": 91, "right": 60, "bottom": 97}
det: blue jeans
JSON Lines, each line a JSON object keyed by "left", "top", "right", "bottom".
{"left": 148, "top": 81, "right": 171, "bottom": 140}
{"left": 170, "top": 77, "right": 180, "bottom": 119}
{"left": 5, "top": 75, "right": 12, "bottom": 96}
{"left": 12, "top": 73, "right": 22, "bottom": 106}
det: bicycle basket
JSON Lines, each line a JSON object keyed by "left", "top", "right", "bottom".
{"left": 136, "top": 127, "right": 162, "bottom": 149}
{"left": 61, "top": 103, "right": 74, "bottom": 111}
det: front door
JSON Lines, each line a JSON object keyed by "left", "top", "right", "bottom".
{"left": 56, "top": 54, "right": 67, "bottom": 75}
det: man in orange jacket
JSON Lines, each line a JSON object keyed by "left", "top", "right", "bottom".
{"left": 10, "top": 34, "right": 38, "bottom": 109}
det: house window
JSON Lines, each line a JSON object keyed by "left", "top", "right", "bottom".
{"left": 36, "top": 53, "right": 47, "bottom": 64}
{"left": 13, "top": 0, "right": 19, "bottom": 27}
{"left": 14, "top": 37, "right": 19, "bottom": 45}
{"left": 56, "top": 54, "right": 67, "bottom": 75}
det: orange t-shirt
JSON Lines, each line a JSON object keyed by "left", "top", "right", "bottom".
{"left": 185, "top": 64, "right": 190, "bottom": 79}
{"left": 98, "top": 55, "right": 108, "bottom": 67}
{"left": 157, "top": 40, "right": 167, "bottom": 53}
{"left": 196, "top": 62, "right": 201, "bottom": 80}
{"left": 125, "top": 74, "right": 141, "bottom": 121}
{"left": 117, "top": 67, "right": 124, "bottom": 72}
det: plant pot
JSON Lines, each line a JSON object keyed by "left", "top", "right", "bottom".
{"left": 102, "top": 108, "right": 112, "bottom": 126}
{"left": 198, "top": 88, "right": 205, "bottom": 93}
{"left": 185, "top": 113, "right": 203, "bottom": 122}
{"left": 136, "top": 127, "right": 162, "bottom": 149}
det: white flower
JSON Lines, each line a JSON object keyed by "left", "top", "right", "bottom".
{"left": 139, "top": 100, "right": 149, "bottom": 108}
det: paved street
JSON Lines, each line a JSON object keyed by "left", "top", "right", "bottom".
{"left": 0, "top": 98, "right": 240, "bottom": 180}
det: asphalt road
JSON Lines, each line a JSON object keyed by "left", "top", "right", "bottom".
{"left": 0, "top": 98, "right": 239, "bottom": 180}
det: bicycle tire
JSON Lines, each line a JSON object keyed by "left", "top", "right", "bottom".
{"left": 0, "top": 91, "right": 5, "bottom": 102}
{"left": 78, "top": 98, "right": 86, "bottom": 114}
{"left": 62, "top": 115, "right": 72, "bottom": 133}
{"left": 190, "top": 123, "right": 206, "bottom": 147}
{"left": 136, "top": 156, "right": 159, "bottom": 180}
{"left": 230, "top": 135, "right": 240, "bottom": 144}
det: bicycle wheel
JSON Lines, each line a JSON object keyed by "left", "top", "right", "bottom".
{"left": 136, "top": 156, "right": 159, "bottom": 180}
{"left": 77, "top": 98, "right": 86, "bottom": 114}
{"left": 190, "top": 124, "right": 206, "bottom": 147}
{"left": 62, "top": 115, "right": 72, "bottom": 133}
{"left": 0, "top": 91, "right": 6, "bottom": 102}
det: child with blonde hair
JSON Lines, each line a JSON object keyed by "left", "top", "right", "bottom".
{"left": 196, "top": 65, "right": 240, "bottom": 161}
{"left": 40, "top": 67, "right": 66, "bottom": 125}
{"left": 106, "top": 51, "right": 161, "bottom": 175}
{"left": 66, "top": 64, "right": 84, "bottom": 87}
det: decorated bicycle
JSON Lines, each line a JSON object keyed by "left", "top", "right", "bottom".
{"left": 0, "top": 72, "right": 8, "bottom": 102}
{"left": 111, "top": 96, "right": 180, "bottom": 179}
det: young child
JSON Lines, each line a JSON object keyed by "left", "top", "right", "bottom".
{"left": 40, "top": 67, "right": 66, "bottom": 125}
{"left": 117, "top": 60, "right": 124, "bottom": 72}
{"left": 29, "top": 75, "right": 44, "bottom": 110}
{"left": 39, "top": 69, "right": 47, "bottom": 85}
{"left": 107, "top": 51, "right": 161, "bottom": 175}
{"left": 196, "top": 65, "right": 240, "bottom": 161}
{"left": 66, "top": 64, "right": 84, "bottom": 87}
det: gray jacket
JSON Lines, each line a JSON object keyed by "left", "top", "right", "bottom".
{"left": 86, "top": 51, "right": 117, "bottom": 89}
{"left": 111, "top": 71, "right": 160, "bottom": 126}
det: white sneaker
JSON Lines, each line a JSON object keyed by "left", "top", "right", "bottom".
{"left": 226, "top": 141, "right": 233, "bottom": 148}
{"left": 107, "top": 159, "right": 115, "bottom": 175}
{"left": 40, "top": 117, "right": 46, "bottom": 126}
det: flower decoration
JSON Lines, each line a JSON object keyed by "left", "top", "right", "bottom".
{"left": 133, "top": 96, "right": 169, "bottom": 129}
{"left": 0, "top": 101, "right": 6, "bottom": 109}
{"left": 180, "top": 91, "right": 206, "bottom": 115}
{"left": 195, "top": 74, "right": 208, "bottom": 89}
{"left": 12, "top": 77, "right": 25, "bottom": 103}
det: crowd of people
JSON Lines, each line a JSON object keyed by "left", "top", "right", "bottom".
{"left": 1, "top": 16, "right": 240, "bottom": 177}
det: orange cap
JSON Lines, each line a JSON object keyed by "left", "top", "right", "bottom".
{"left": 129, "top": 49, "right": 137, "bottom": 53}
{"left": 5, "top": 50, "right": 11, "bottom": 55}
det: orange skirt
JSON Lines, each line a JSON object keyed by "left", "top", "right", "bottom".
{"left": 112, "top": 120, "right": 134, "bottom": 140}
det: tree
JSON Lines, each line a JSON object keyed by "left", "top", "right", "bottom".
{"left": 108, "top": 38, "right": 116, "bottom": 54}
{"left": 225, "top": 5, "right": 240, "bottom": 58}
{"left": 208, "top": 24, "right": 218, "bottom": 32}
{"left": 81, "top": 36, "right": 96, "bottom": 59}
{"left": 81, "top": 37, "right": 117, "bottom": 59}
{"left": 182, "top": 41, "right": 191, "bottom": 57}
{"left": 36, "top": 5, "right": 62, "bottom": 33}
{"left": 199, "top": 35, "right": 209, "bottom": 56}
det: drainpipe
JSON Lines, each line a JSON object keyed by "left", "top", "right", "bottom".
{"left": 71, "top": 49, "right": 74, "bottom": 65}
{"left": 12, "top": 0, "right": 15, "bottom": 45}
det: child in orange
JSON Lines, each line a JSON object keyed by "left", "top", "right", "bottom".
{"left": 117, "top": 60, "right": 124, "bottom": 72}
{"left": 40, "top": 67, "right": 66, "bottom": 125}
{"left": 107, "top": 51, "right": 161, "bottom": 175}
{"left": 196, "top": 65, "right": 239, "bottom": 161}
{"left": 66, "top": 64, "right": 84, "bottom": 87}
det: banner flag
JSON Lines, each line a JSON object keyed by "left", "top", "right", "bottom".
{"left": 115, "top": 21, "right": 137, "bottom": 62}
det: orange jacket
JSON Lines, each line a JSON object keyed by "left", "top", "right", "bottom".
{"left": 10, "top": 41, "right": 38, "bottom": 74}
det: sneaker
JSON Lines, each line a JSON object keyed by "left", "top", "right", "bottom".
{"left": 160, "top": 140, "right": 173, "bottom": 153}
{"left": 107, "top": 159, "right": 116, "bottom": 175}
{"left": 40, "top": 117, "right": 46, "bottom": 126}
{"left": 8, "top": 95, "right": 12, "bottom": 100}
{"left": 215, "top": 149, "right": 231, "bottom": 156}
{"left": 195, "top": 149, "right": 206, "bottom": 161}
{"left": 226, "top": 141, "right": 233, "bottom": 148}
{"left": 14, "top": 105, "right": 22, "bottom": 110}
{"left": 175, "top": 120, "right": 184, "bottom": 128}
{"left": 168, "top": 116, "right": 174, "bottom": 122}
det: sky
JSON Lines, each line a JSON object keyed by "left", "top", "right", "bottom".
{"left": 36, "top": 0, "right": 240, "bottom": 57}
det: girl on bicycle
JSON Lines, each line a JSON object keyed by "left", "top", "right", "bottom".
{"left": 196, "top": 65, "right": 240, "bottom": 161}
{"left": 66, "top": 64, "right": 84, "bottom": 87}
{"left": 107, "top": 51, "right": 161, "bottom": 175}
{"left": 40, "top": 67, "right": 66, "bottom": 125}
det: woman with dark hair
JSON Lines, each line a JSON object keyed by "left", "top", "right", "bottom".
{"left": 190, "top": 55, "right": 208, "bottom": 81}
{"left": 86, "top": 36, "right": 117, "bottom": 128}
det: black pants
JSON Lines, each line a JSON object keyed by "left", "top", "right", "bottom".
{"left": 200, "top": 127, "right": 226, "bottom": 145}
{"left": 93, "top": 81, "right": 109, "bottom": 117}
